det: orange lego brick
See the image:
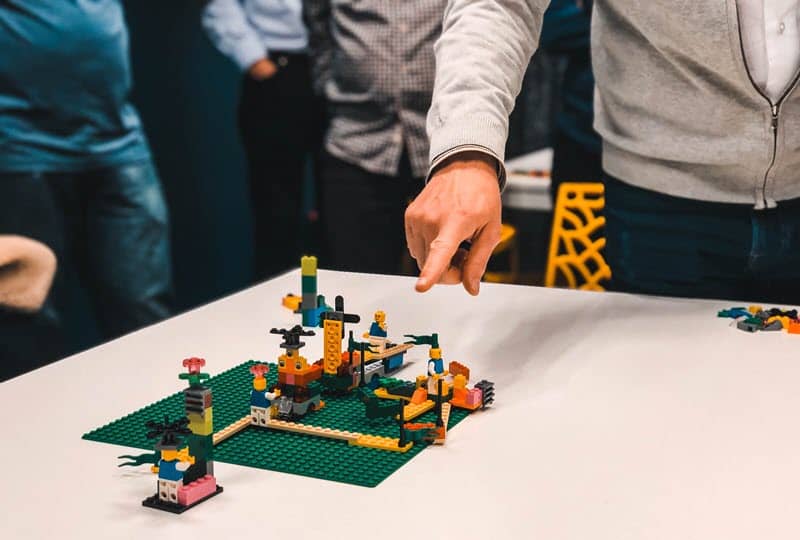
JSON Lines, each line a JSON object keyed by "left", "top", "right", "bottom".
{"left": 448, "top": 361, "right": 470, "bottom": 380}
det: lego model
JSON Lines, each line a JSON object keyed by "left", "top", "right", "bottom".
{"left": 118, "top": 358, "right": 223, "bottom": 514}
{"left": 403, "top": 333, "right": 495, "bottom": 411}
{"left": 269, "top": 326, "right": 324, "bottom": 419}
{"left": 718, "top": 305, "right": 800, "bottom": 334}
{"left": 87, "top": 282, "right": 497, "bottom": 488}
{"left": 282, "top": 255, "right": 332, "bottom": 327}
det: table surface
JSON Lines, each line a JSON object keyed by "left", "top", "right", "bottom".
{"left": 3, "top": 270, "right": 800, "bottom": 540}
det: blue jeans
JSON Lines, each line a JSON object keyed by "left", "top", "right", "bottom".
{"left": 604, "top": 174, "right": 800, "bottom": 304}
{"left": 0, "top": 160, "right": 173, "bottom": 361}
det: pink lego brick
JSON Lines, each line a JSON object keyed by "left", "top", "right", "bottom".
{"left": 465, "top": 388, "right": 482, "bottom": 407}
{"left": 178, "top": 475, "right": 217, "bottom": 506}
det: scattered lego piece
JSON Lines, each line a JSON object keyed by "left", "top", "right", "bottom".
{"left": 720, "top": 305, "right": 800, "bottom": 335}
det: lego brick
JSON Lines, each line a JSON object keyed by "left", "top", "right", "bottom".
{"left": 187, "top": 408, "right": 213, "bottom": 436}
{"left": 214, "top": 415, "right": 250, "bottom": 445}
{"left": 350, "top": 434, "right": 413, "bottom": 453}
{"left": 83, "top": 361, "right": 473, "bottom": 487}
{"left": 368, "top": 343, "right": 413, "bottom": 360}
{"left": 178, "top": 475, "right": 218, "bottom": 506}
{"left": 266, "top": 418, "right": 361, "bottom": 441}
{"left": 399, "top": 400, "right": 435, "bottom": 421}
{"left": 300, "top": 255, "right": 317, "bottom": 275}
{"left": 282, "top": 294, "right": 302, "bottom": 311}
{"left": 143, "top": 485, "right": 223, "bottom": 514}
{"left": 434, "top": 403, "right": 451, "bottom": 445}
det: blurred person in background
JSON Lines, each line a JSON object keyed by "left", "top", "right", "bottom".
{"left": 203, "top": 0, "right": 322, "bottom": 280}
{"left": 0, "top": 234, "right": 59, "bottom": 381}
{"left": 407, "top": 0, "right": 800, "bottom": 305}
{"left": 0, "top": 1, "right": 173, "bottom": 357}
{"left": 0, "top": 171, "right": 63, "bottom": 380}
{"left": 541, "top": 0, "right": 601, "bottom": 200}
{"left": 303, "top": 0, "right": 446, "bottom": 275}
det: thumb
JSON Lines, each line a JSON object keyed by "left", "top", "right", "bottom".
{"left": 462, "top": 222, "right": 502, "bottom": 295}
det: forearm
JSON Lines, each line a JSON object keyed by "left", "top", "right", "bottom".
{"left": 426, "top": 0, "right": 550, "bottom": 181}
{"left": 0, "top": 235, "right": 57, "bottom": 312}
{"left": 202, "top": 0, "right": 265, "bottom": 71}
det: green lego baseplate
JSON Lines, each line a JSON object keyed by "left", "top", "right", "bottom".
{"left": 83, "top": 360, "right": 471, "bottom": 487}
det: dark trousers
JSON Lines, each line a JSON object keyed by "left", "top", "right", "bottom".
{"left": 318, "top": 150, "right": 425, "bottom": 275}
{"left": 550, "top": 129, "right": 603, "bottom": 203}
{"left": 604, "top": 173, "right": 800, "bottom": 304}
{"left": 238, "top": 51, "right": 322, "bottom": 280}
{"left": 0, "top": 160, "right": 173, "bottom": 380}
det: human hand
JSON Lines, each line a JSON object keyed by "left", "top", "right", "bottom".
{"left": 404, "top": 152, "right": 502, "bottom": 295}
{"left": 248, "top": 58, "right": 278, "bottom": 80}
{"left": 0, "top": 235, "right": 57, "bottom": 311}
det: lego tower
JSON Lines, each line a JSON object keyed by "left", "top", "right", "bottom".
{"left": 301, "top": 256, "right": 318, "bottom": 327}
{"left": 176, "top": 358, "right": 222, "bottom": 509}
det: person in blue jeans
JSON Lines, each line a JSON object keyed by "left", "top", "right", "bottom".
{"left": 0, "top": 0, "right": 173, "bottom": 367}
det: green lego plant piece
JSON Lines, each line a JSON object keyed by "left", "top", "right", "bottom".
{"left": 83, "top": 360, "right": 472, "bottom": 487}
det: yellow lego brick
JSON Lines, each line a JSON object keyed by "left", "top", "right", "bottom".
{"left": 323, "top": 319, "right": 344, "bottom": 375}
{"left": 748, "top": 305, "right": 762, "bottom": 315}
{"left": 188, "top": 408, "right": 213, "bottom": 436}
{"left": 767, "top": 315, "right": 790, "bottom": 328}
{"left": 213, "top": 415, "right": 251, "bottom": 445}
{"left": 282, "top": 294, "right": 302, "bottom": 311}
{"left": 350, "top": 434, "right": 413, "bottom": 453}
{"left": 267, "top": 419, "right": 361, "bottom": 442}
{"left": 398, "top": 400, "right": 435, "bottom": 421}
{"left": 301, "top": 255, "right": 317, "bottom": 275}
{"left": 373, "top": 387, "right": 402, "bottom": 400}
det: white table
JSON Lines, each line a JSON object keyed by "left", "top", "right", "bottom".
{"left": 3, "top": 270, "right": 800, "bottom": 540}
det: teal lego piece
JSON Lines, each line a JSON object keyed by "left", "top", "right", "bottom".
{"left": 301, "top": 275, "right": 317, "bottom": 290}
{"left": 83, "top": 361, "right": 471, "bottom": 488}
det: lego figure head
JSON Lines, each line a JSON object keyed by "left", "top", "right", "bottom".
{"left": 278, "top": 348, "right": 310, "bottom": 373}
{"left": 374, "top": 311, "right": 386, "bottom": 326}
{"left": 250, "top": 363, "right": 270, "bottom": 391}
{"left": 160, "top": 446, "right": 194, "bottom": 464}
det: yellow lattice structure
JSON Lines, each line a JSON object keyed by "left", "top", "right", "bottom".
{"left": 545, "top": 182, "right": 611, "bottom": 291}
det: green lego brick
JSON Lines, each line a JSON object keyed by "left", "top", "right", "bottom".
{"left": 82, "top": 361, "right": 471, "bottom": 488}
{"left": 301, "top": 275, "right": 317, "bottom": 291}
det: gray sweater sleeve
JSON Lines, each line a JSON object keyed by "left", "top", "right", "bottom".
{"left": 426, "top": 0, "right": 549, "bottom": 173}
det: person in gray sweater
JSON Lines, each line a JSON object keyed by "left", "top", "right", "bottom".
{"left": 405, "top": 0, "right": 800, "bottom": 303}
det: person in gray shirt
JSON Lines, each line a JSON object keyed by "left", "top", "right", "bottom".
{"left": 406, "top": 1, "right": 800, "bottom": 304}
{"left": 304, "top": 0, "right": 446, "bottom": 275}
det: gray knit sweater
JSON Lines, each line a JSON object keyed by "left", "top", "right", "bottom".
{"left": 426, "top": 0, "right": 800, "bottom": 208}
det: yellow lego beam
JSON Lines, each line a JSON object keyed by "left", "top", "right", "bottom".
{"left": 213, "top": 415, "right": 251, "bottom": 445}
{"left": 267, "top": 419, "right": 361, "bottom": 442}
{"left": 400, "top": 400, "right": 435, "bottom": 421}
{"left": 350, "top": 435, "right": 413, "bottom": 453}
{"left": 212, "top": 413, "right": 417, "bottom": 453}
